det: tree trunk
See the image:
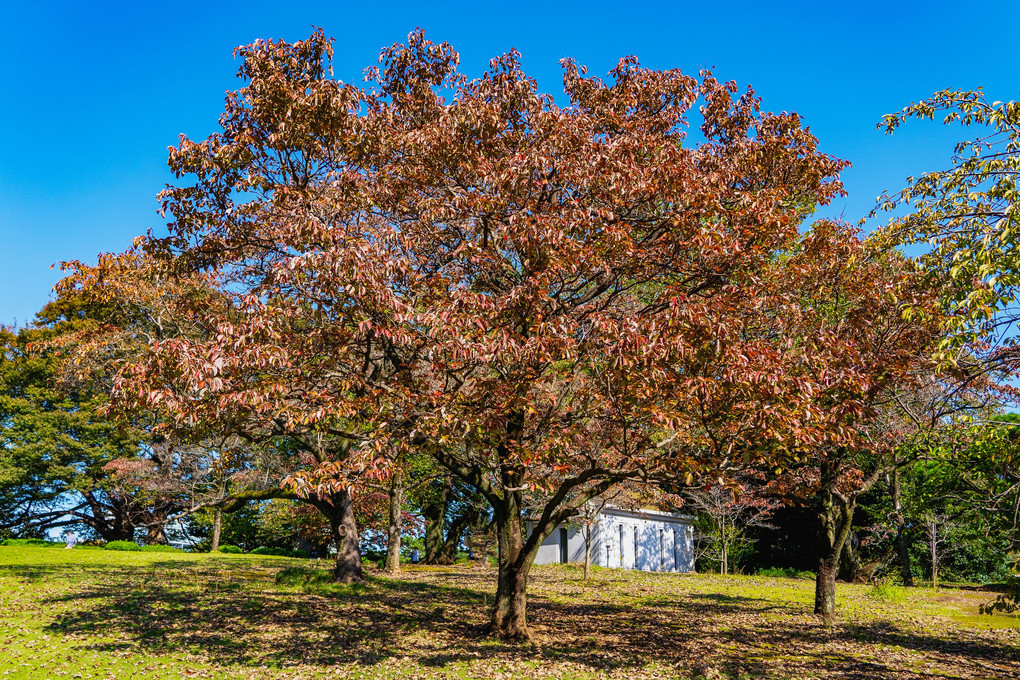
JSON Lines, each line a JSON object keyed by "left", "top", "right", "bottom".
{"left": 720, "top": 515, "right": 727, "bottom": 575}
{"left": 385, "top": 470, "right": 403, "bottom": 573}
{"left": 891, "top": 469, "right": 914, "bottom": 586}
{"left": 211, "top": 507, "right": 222, "bottom": 552}
{"left": 814, "top": 475, "right": 856, "bottom": 625}
{"left": 86, "top": 492, "right": 134, "bottom": 542}
{"left": 146, "top": 522, "right": 167, "bottom": 545}
{"left": 930, "top": 522, "right": 939, "bottom": 591}
{"left": 319, "top": 489, "right": 364, "bottom": 583}
{"left": 438, "top": 504, "right": 485, "bottom": 564}
{"left": 815, "top": 553, "right": 839, "bottom": 623}
{"left": 423, "top": 475, "right": 452, "bottom": 564}
{"left": 489, "top": 492, "right": 533, "bottom": 642}
{"left": 583, "top": 524, "right": 591, "bottom": 581}
{"left": 839, "top": 532, "right": 863, "bottom": 582}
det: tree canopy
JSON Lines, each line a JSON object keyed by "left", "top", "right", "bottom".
{"left": 44, "top": 31, "right": 1014, "bottom": 638}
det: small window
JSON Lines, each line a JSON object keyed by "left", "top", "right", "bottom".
{"left": 559, "top": 527, "right": 568, "bottom": 564}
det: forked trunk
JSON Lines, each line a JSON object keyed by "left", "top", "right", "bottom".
{"left": 86, "top": 492, "right": 134, "bottom": 543}
{"left": 814, "top": 475, "right": 855, "bottom": 625}
{"left": 211, "top": 508, "right": 222, "bottom": 552}
{"left": 385, "top": 470, "right": 403, "bottom": 573}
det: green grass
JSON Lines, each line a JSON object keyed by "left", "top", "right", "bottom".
{"left": 1, "top": 546, "right": 1018, "bottom": 679}
{"left": 867, "top": 579, "right": 908, "bottom": 604}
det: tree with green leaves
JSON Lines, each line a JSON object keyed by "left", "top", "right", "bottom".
{"left": 875, "top": 90, "right": 1020, "bottom": 367}
{"left": 0, "top": 299, "right": 149, "bottom": 541}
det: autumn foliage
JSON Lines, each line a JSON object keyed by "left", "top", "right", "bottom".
{"left": 55, "top": 29, "right": 959, "bottom": 638}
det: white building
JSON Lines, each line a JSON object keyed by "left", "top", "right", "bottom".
{"left": 528, "top": 506, "right": 695, "bottom": 572}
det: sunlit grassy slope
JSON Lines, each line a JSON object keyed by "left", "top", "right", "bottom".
{"left": 1, "top": 545, "right": 1017, "bottom": 679}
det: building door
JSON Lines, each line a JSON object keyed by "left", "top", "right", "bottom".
{"left": 559, "top": 527, "right": 569, "bottom": 563}
{"left": 618, "top": 525, "right": 625, "bottom": 568}
{"left": 663, "top": 526, "right": 675, "bottom": 572}
{"left": 633, "top": 525, "right": 640, "bottom": 570}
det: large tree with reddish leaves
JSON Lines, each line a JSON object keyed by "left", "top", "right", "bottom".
{"left": 63, "top": 30, "right": 879, "bottom": 639}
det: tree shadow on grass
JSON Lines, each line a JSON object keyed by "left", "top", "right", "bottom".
{"left": 38, "top": 563, "right": 509, "bottom": 670}
{"left": 12, "top": 560, "right": 1020, "bottom": 678}
{"left": 700, "top": 616, "right": 1020, "bottom": 680}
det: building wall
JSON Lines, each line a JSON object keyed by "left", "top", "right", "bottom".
{"left": 531, "top": 523, "right": 594, "bottom": 565}
{"left": 530, "top": 508, "right": 694, "bottom": 573}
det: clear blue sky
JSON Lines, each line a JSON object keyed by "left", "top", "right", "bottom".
{"left": 2, "top": 0, "right": 1019, "bottom": 325}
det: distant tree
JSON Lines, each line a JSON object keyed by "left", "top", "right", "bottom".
{"left": 569, "top": 495, "right": 613, "bottom": 582}
{"left": 407, "top": 465, "right": 490, "bottom": 566}
{"left": 922, "top": 511, "right": 956, "bottom": 591}
{"left": 0, "top": 298, "right": 150, "bottom": 541}
{"left": 686, "top": 483, "right": 776, "bottom": 575}
{"left": 902, "top": 423, "right": 1020, "bottom": 585}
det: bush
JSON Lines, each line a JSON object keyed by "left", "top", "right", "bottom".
{"left": 868, "top": 580, "right": 907, "bottom": 604}
{"left": 104, "top": 540, "right": 141, "bottom": 551}
{"left": 363, "top": 556, "right": 385, "bottom": 569}
{"left": 217, "top": 544, "right": 242, "bottom": 554}
{"left": 250, "top": 546, "right": 311, "bottom": 558}
{"left": 1, "top": 538, "right": 61, "bottom": 547}
{"left": 140, "top": 544, "right": 182, "bottom": 553}
{"left": 758, "top": 566, "right": 815, "bottom": 580}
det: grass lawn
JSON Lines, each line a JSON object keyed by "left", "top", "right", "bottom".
{"left": 0, "top": 546, "right": 1018, "bottom": 679}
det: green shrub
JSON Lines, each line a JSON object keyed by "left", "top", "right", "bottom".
{"left": 217, "top": 544, "right": 242, "bottom": 554}
{"left": 140, "top": 544, "right": 182, "bottom": 553}
{"left": 868, "top": 580, "right": 907, "bottom": 604}
{"left": 758, "top": 567, "right": 815, "bottom": 580}
{"left": 104, "top": 540, "right": 141, "bottom": 551}
{"left": 1, "top": 538, "right": 61, "bottom": 547}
